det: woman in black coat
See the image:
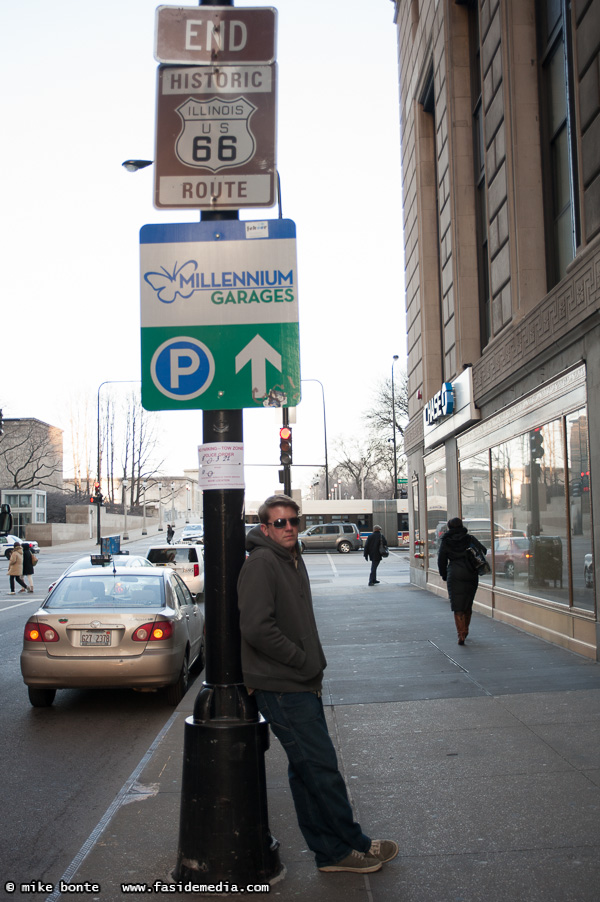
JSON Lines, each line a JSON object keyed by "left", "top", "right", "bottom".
{"left": 437, "top": 517, "right": 487, "bottom": 644}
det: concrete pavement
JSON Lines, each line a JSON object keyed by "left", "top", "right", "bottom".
{"left": 46, "top": 562, "right": 600, "bottom": 902}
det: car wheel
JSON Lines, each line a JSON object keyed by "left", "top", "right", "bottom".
{"left": 338, "top": 541, "right": 352, "bottom": 554}
{"left": 5, "top": 550, "right": 11, "bottom": 560}
{"left": 165, "top": 654, "right": 190, "bottom": 706}
{"left": 504, "top": 561, "right": 515, "bottom": 579}
{"left": 28, "top": 687, "right": 56, "bottom": 707}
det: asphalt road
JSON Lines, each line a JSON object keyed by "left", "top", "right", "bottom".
{"left": 0, "top": 534, "right": 408, "bottom": 896}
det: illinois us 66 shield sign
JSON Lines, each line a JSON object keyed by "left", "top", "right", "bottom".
{"left": 140, "top": 219, "right": 301, "bottom": 412}
{"left": 154, "top": 63, "right": 277, "bottom": 209}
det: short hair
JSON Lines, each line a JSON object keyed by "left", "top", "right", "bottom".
{"left": 258, "top": 494, "right": 300, "bottom": 524}
{"left": 447, "top": 517, "right": 463, "bottom": 530}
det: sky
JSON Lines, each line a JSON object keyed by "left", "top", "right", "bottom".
{"left": 0, "top": 0, "right": 405, "bottom": 505}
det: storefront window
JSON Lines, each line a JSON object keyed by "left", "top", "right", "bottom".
{"left": 425, "top": 468, "right": 447, "bottom": 560}
{"left": 412, "top": 479, "right": 420, "bottom": 546}
{"left": 492, "top": 419, "right": 571, "bottom": 606}
{"left": 567, "top": 408, "right": 593, "bottom": 611}
{"left": 460, "top": 451, "right": 492, "bottom": 584}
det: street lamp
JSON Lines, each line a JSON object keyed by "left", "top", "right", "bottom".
{"left": 186, "top": 484, "right": 191, "bottom": 523}
{"left": 158, "top": 483, "right": 163, "bottom": 532}
{"left": 122, "top": 479, "right": 129, "bottom": 541}
{"left": 301, "top": 378, "right": 329, "bottom": 499}
{"left": 392, "top": 355, "right": 400, "bottom": 500}
{"left": 142, "top": 480, "right": 147, "bottom": 536}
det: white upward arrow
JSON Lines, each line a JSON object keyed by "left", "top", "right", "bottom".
{"left": 235, "top": 334, "right": 282, "bottom": 398}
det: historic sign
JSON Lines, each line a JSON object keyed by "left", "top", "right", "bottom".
{"left": 154, "top": 64, "right": 277, "bottom": 209}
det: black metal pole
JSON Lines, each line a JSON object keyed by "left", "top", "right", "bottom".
{"left": 174, "top": 83, "right": 282, "bottom": 877}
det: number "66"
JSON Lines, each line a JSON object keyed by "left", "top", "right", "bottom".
{"left": 192, "top": 135, "right": 237, "bottom": 163}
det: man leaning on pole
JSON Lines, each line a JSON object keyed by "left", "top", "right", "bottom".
{"left": 237, "top": 494, "right": 398, "bottom": 874}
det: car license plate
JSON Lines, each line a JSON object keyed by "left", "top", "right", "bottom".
{"left": 80, "top": 631, "right": 111, "bottom": 646}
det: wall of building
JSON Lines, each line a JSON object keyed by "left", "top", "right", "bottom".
{"left": 393, "top": 0, "right": 600, "bottom": 657}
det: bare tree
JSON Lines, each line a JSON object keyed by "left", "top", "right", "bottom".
{"left": 363, "top": 371, "right": 409, "bottom": 437}
{"left": 331, "top": 437, "right": 387, "bottom": 498}
{"left": 0, "top": 419, "right": 63, "bottom": 489}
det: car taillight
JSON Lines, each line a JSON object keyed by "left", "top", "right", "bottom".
{"left": 132, "top": 621, "right": 174, "bottom": 642}
{"left": 193, "top": 564, "right": 199, "bottom": 577}
{"left": 24, "top": 620, "right": 60, "bottom": 643}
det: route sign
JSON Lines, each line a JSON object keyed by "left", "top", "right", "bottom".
{"left": 140, "top": 219, "right": 301, "bottom": 412}
{"left": 155, "top": 6, "right": 277, "bottom": 65}
{"left": 154, "top": 63, "right": 277, "bottom": 209}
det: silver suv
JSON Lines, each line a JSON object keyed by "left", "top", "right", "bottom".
{"left": 298, "top": 523, "right": 363, "bottom": 554}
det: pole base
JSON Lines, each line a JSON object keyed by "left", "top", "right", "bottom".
{"left": 175, "top": 717, "right": 283, "bottom": 885}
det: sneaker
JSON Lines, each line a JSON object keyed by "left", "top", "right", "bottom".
{"left": 318, "top": 850, "right": 382, "bottom": 873}
{"left": 368, "top": 839, "right": 399, "bottom": 863}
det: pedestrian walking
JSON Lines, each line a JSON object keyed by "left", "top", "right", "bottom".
{"left": 237, "top": 494, "right": 398, "bottom": 875}
{"left": 364, "top": 524, "right": 388, "bottom": 586}
{"left": 437, "top": 517, "right": 487, "bottom": 644}
{"left": 167, "top": 524, "right": 174, "bottom": 544}
{"left": 8, "top": 542, "right": 28, "bottom": 594}
{"left": 22, "top": 543, "right": 37, "bottom": 593}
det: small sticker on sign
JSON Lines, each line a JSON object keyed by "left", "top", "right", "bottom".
{"left": 198, "top": 443, "right": 245, "bottom": 490}
{"left": 245, "top": 221, "right": 269, "bottom": 240}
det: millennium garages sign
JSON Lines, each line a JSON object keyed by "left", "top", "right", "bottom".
{"left": 140, "top": 218, "right": 301, "bottom": 411}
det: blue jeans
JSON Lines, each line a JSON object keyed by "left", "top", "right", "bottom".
{"left": 254, "top": 689, "right": 371, "bottom": 867}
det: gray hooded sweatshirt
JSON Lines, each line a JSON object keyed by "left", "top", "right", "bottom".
{"left": 237, "top": 526, "right": 327, "bottom": 692}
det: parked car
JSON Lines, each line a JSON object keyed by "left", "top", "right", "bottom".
{"left": 181, "top": 523, "right": 204, "bottom": 544}
{"left": 494, "top": 536, "right": 532, "bottom": 579}
{"left": 20, "top": 566, "right": 204, "bottom": 707}
{"left": 298, "top": 522, "right": 363, "bottom": 554}
{"left": 584, "top": 553, "right": 594, "bottom": 588}
{"left": 463, "top": 519, "right": 512, "bottom": 549}
{"left": 0, "top": 534, "right": 40, "bottom": 559}
{"left": 146, "top": 544, "right": 204, "bottom": 597}
{"left": 47, "top": 552, "right": 155, "bottom": 594}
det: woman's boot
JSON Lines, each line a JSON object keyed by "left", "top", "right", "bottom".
{"left": 464, "top": 608, "right": 472, "bottom": 637}
{"left": 454, "top": 613, "right": 467, "bottom": 644}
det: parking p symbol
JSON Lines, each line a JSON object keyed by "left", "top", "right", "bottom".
{"left": 151, "top": 337, "right": 215, "bottom": 400}
{"left": 170, "top": 348, "right": 200, "bottom": 388}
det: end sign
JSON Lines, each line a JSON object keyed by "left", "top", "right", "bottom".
{"left": 155, "top": 6, "right": 277, "bottom": 65}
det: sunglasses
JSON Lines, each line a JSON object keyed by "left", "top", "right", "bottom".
{"left": 268, "top": 517, "right": 301, "bottom": 529}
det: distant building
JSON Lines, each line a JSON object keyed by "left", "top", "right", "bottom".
{"left": 392, "top": 0, "right": 600, "bottom": 658}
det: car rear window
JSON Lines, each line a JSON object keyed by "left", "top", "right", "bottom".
{"left": 45, "top": 574, "right": 164, "bottom": 609}
{"left": 147, "top": 548, "right": 198, "bottom": 565}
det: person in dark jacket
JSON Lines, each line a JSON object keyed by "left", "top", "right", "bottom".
{"left": 22, "top": 543, "right": 36, "bottom": 593}
{"left": 437, "top": 517, "right": 487, "bottom": 644}
{"left": 364, "top": 525, "right": 388, "bottom": 586}
{"left": 238, "top": 494, "right": 398, "bottom": 875}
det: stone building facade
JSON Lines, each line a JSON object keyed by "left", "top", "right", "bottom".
{"left": 392, "top": 0, "right": 600, "bottom": 657}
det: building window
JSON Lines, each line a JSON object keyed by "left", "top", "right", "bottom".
{"left": 537, "top": 0, "right": 579, "bottom": 287}
{"left": 459, "top": 450, "right": 493, "bottom": 585}
{"left": 425, "top": 468, "right": 447, "bottom": 561}
{"left": 468, "top": 1, "right": 491, "bottom": 348}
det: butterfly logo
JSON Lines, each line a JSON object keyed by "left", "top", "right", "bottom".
{"left": 144, "top": 260, "right": 198, "bottom": 304}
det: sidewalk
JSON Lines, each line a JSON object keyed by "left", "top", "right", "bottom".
{"left": 58, "top": 572, "right": 600, "bottom": 901}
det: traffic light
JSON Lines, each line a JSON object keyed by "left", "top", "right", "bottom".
{"left": 529, "top": 428, "right": 544, "bottom": 461}
{"left": 279, "top": 426, "right": 292, "bottom": 466}
{"left": 90, "top": 482, "right": 104, "bottom": 505}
